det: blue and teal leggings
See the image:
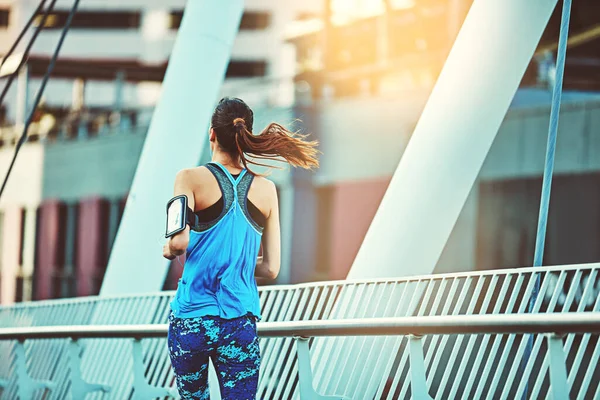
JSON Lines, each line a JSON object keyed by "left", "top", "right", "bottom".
{"left": 168, "top": 312, "right": 261, "bottom": 399}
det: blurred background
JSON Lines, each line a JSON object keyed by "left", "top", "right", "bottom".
{"left": 0, "top": 0, "right": 599, "bottom": 305}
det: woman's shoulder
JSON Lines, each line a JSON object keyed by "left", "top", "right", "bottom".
{"left": 174, "top": 166, "right": 215, "bottom": 188}
{"left": 251, "top": 175, "right": 277, "bottom": 194}
{"left": 176, "top": 165, "right": 212, "bottom": 178}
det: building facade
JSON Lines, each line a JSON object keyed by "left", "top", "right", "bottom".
{"left": 1, "top": 0, "right": 600, "bottom": 305}
{"left": 0, "top": 0, "right": 321, "bottom": 303}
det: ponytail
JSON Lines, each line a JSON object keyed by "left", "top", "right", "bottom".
{"left": 232, "top": 118, "right": 319, "bottom": 174}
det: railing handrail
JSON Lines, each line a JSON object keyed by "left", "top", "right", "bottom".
{"left": 1, "top": 313, "right": 599, "bottom": 341}
{"left": 2, "top": 262, "right": 599, "bottom": 310}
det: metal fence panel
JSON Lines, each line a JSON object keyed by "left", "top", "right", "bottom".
{"left": 0, "top": 263, "right": 599, "bottom": 399}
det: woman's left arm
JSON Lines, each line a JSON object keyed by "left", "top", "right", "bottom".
{"left": 162, "top": 169, "right": 195, "bottom": 260}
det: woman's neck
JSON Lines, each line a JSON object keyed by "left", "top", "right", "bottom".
{"left": 211, "top": 150, "right": 243, "bottom": 171}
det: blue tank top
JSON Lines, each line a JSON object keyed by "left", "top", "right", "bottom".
{"left": 170, "top": 162, "right": 263, "bottom": 320}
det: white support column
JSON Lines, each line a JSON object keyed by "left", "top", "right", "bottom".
{"left": 101, "top": 1, "right": 244, "bottom": 295}
{"left": 15, "top": 66, "right": 29, "bottom": 127}
{"left": 21, "top": 207, "right": 37, "bottom": 302}
{"left": 348, "top": 0, "right": 559, "bottom": 279}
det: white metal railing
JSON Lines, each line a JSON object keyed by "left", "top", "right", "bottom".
{"left": 1, "top": 313, "right": 599, "bottom": 400}
{"left": 0, "top": 264, "right": 599, "bottom": 399}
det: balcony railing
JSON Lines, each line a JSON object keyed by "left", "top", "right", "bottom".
{"left": 0, "top": 107, "right": 153, "bottom": 148}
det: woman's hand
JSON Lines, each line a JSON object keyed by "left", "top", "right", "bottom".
{"left": 163, "top": 241, "right": 176, "bottom": 260}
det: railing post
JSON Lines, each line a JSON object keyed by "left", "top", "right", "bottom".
{"left": 294, "top": 336, "right": 348, "bottom": 400}
{"left": 77, "top": 118, "right": 88, "bottom": 140}
{"left": 408, "top": 335, "right": 433, "bottom": 400}
{"left": 131, "top": 338, "right": 179, "bottom": 400}
{"left": 67, "top": 338, "right": 111, "bottom": 398}
{"left": 546, "top": 333, "right": 570, "bottom": 399}
{"left": 14, "top": 340, "right": 56, "bottom": 399}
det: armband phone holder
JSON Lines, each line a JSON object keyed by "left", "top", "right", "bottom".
{"left": 165, "top": 195, "right": 197, "bottom": 238}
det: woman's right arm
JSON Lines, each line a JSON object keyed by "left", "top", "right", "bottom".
{"left": 255, "top": 180, "right": 280, "bottom": 281}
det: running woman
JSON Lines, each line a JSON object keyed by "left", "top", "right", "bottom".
{"left": 163, "top": 97, "right": 319, "bottom": 399}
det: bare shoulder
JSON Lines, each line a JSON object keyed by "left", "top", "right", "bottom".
{"left": 249, "top": 175, "right": 278, "bottom": 217}
{"left": 175, "top": 166, "right": 212, "bottom": 183}
{"left": 252, "top": 175, "right": 277, "bottom": 196}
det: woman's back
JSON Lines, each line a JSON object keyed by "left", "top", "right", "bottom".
{"left": 185, "top": 163, "right": 274, "bottom": 220}
{"left": 170, "top": 162, "right": 273, "bottom": 320}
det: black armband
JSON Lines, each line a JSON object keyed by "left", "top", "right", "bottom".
{"left": 165, "top": 195, "right": 198, "bottom": 238}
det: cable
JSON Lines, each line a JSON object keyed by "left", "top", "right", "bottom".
{"left": 0, "top": 0, "right": 59, "bottom": 106}
{"left": 522, "top": 0, "right": 572, "bottom": 398}
{"left": 0, "top": 0, "right": 48, "bottom": 71}
{"left": 0, "top": 0, "right": 81, "bottom": 200}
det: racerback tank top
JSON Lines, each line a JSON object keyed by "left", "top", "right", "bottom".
{"left": 170, "top": 161, "right": 263, "bottom": 320}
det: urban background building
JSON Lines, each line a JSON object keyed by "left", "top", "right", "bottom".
{"left": 1, "top": 0, "right": 599, "bottom": 305}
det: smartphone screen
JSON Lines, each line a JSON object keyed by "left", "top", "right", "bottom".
{"left": 167, "top": 198, "right": 184, "bottom": 235}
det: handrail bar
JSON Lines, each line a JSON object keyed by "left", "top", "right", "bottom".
{"left": 1, "top": 313, "right": 599, "bottom": 341}
{"left": 1, "top": 262, "right": 598, "bottom": 308}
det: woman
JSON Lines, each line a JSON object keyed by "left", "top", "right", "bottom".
{"left": 162, "top": 97, "right": 319, "bottom": 399}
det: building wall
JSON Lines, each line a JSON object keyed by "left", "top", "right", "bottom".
{"left": 290, "top": 182, "right": 319, "bottom": 283}
{"left": 328, "top": 179, "right": 389, "bottom": 280}
{"left": 481, "top": 100, "right": 600, "bottom": 179}
{"left": 290, "top": 98, "right": 600, "bottom": 282}
{"left": 0, "top": 142, "right": 44, "bottom": 208}
{"left": 476, "top": 173, "right": 600, "bottom": 271}
{"left": 0, "top": 142, "right": 42, "bottom": 303}
{"left": 42, "top": 130, "right": 145, "bottom": 201}
{"left": 306, "top": 92, "right": 430, "bottom": 185}
{"left": 0, "top": 0, "right": 322, "bottom": 119}
{"left": 3, "top": 92, "right": 600, "bottom": 298}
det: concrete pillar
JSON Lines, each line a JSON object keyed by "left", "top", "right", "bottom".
{"left": 114, "top": 70, "right": 126, "bottom": 113}
{"left": 348, "top": 0, "right": 559, "bottom": 279}
{"left": 15, "top": 66, "right": 29, "bottom": 126}
{"left": 72, "top": 78, "right": 85, "bottom": 111}
{"left": 20, "top": 207, "right": 37, "bottom": 302}
{"left": 101, "top": 0, "right": 244, "bottom": 295}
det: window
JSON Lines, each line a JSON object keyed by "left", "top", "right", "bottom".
{"left": 27, "top": 57, "right": 267, "bottom": 81}
{"left": 169, "top": 10, "right": 270, "bottom": 30}
{"left": 240, "top": 12, "right": 270, "bottom": 30}
{"left": 169, "top": 11, "right": 183, "bottom": 29}
{"left": 0, "top": 8, "right": 9, "bottom": 28}
{"left": 35, "top": 10, "right": 141, "bottom": 30}
{"left": 226, "top": 61, "right": 267, "bottom": 78}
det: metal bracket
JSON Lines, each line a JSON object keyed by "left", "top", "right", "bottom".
{"left": 408, "top": 335, "right": 433, "bottom": 400}
{"left": 294, "top": 336, "right": 349, "bottom": 400}
{"left": 14, "top": 340, "right": 56, "bottom": 399}
{"left": 131, "top": 338, "right": 179, "bottom": 400}
{"left": 68, "top": 339, "right": 111, "bottom": 398}
{"left": 546, "top": 333, "right": 570, "bottom": 400}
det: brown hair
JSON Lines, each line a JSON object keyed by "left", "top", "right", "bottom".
{"left": 211, "top": 97, "right": 319, "bottom": 174}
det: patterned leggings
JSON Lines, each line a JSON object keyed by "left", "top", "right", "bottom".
{"left": 168, "top": 312, "right": 261, "bottom": 399}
